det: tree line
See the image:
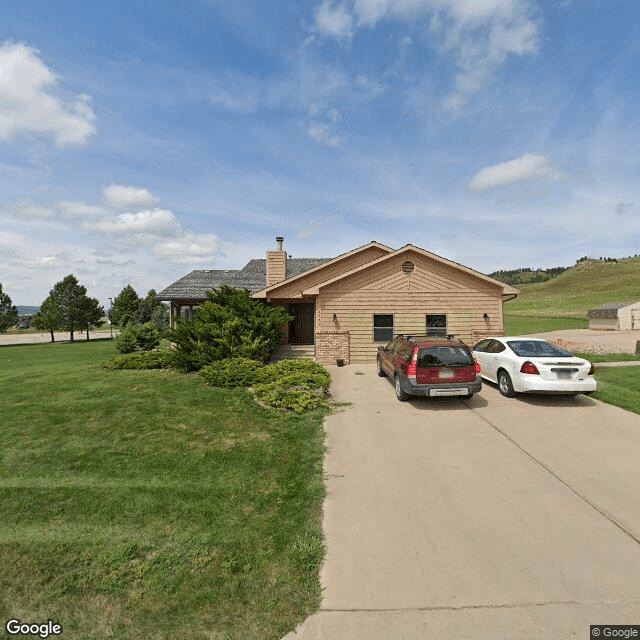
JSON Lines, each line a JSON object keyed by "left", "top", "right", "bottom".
{"left": 0, "top": 277, "right": 168, "bottom": 342}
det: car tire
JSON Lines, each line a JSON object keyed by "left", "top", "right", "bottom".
{"left": 376, "top": 358, "right": 385, "bottom": 377}
{"left": 467, "top": 392, "right": 474, "bottom": 399}
{"left": 395, "top": 374, "right": 409, "bottom": 401}
{"left": 497, "top": 370, "right": 516, "bottom": 397}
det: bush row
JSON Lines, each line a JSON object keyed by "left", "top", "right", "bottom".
{"left": 102, "top": 350, "right": 174, "bottom": 370}
{"left": 201, "top": 358, "right": 332, "bottom": 413}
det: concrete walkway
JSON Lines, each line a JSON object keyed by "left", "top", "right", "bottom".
{"left": 283, "top": 364, "right": 640, "bottom": 639}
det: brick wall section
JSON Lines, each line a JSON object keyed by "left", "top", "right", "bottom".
{"left": 471, "top": 329, "right": 505, "bottom": 345}
{"left": 315, "top": 331, "right": 350, "bottom": 366}
{"left": 266, "top": 250, "right": 287, "bottom": 286}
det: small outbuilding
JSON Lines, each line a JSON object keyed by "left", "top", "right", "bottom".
{"left": 587, "top": 301, "right": 640, "bottom": 331}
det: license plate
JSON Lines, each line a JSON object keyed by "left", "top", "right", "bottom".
{"left": 430, "top": 389, "right": 467, "bottom": 396}
{"left": 439, "top": 369, "right": 455, "bottom": 379}
{"left": 556, "top": 370, "right": 573, "bottom": 379}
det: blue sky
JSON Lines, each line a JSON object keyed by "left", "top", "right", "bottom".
{"left": 1, "top": 0, "right": 639, "bottom": 306}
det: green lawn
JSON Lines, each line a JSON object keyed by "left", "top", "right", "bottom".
{"left": 573, "top": 352, "right": 640, "bottom": 363}
{"left": 592, "top": 366, "right": 640, "bottom": 416}
{"left": 503, "top": 314, "right": 588, "bottom": 335}
{"left": 0, "top": 341, "right": 327, "bottom": 639}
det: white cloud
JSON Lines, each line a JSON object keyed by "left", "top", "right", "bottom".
{"left": 57, "top": 201, "right": 107, "bottom": 218}
{"left": 312, "top": 0, "right": 540, "bottom": 107}
{"left": 315, "top": 1, "right": 355, "bottom": 40}
{"left": 103, "top": 184, "right": 160, "bottom": 209}
{"left": 308, "top": 120, "right": 343, "bottom": 147}
{"left": 470, "top": 153, "right": 567, "bottom": 190}
{"left": 154, "top": 233, "right": 223, "bottom": 264}
{"left": 9, "top": 199, "right": 55, "bottom": 220}
{"left": 0, "top": 41, "right": 96, "bottom": 147}
{"left": 83, "top": 208, "right": 180, "bottom": 236}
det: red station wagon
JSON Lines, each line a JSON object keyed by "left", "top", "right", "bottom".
{"left": 377, "top": 335, "right": 482, "bottom": 401}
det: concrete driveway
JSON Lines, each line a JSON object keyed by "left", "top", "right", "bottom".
{"left": 284, "top": 364, "right": 640, "bottom": 639}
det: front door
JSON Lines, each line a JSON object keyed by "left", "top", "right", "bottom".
{"left": 289, "top": 303, "right": 314, "bottom": 344}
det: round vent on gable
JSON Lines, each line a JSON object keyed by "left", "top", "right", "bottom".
{"left": 401, "top": 260, "right": 415, "bottom": 275}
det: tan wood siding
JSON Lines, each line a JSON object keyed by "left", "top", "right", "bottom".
{"left": 267, "top": 246, "right": 389, "bottom": 299}
{"left": 316, "top": 251, "right": 504, "bottom": 363}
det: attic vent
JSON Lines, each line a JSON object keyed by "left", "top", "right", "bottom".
{"left": 402, "top": 260, "right": 415, "bottom": 275}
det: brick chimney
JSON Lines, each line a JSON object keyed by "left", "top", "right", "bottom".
{"left": 266, "top": 236, "right": 287, "bottom": 286}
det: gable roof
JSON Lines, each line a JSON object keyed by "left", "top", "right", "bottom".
{"left": 157, "top": 257, "right": 330, "bottom": 300}
{"left": 301, "top": 244, "right": 519, "bottom": 296}
{"left": 252, "top": 241, "right": 392, "bottom": 298}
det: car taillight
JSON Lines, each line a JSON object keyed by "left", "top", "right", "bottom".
{"left": 588, "top": 362, "right": 595, "bottom": 375}
{"left": 520, "top": 361, "right": 539, "bottom": 375}
{"left": 407, "top": 351, "right": 417, "bottom": 378}
{"left": 474, "top": 362, "right": 481, "bottom": 374}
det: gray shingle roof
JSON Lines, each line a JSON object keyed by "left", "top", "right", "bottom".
{"left": 587, "top": 301, "right": 637, "bottom": 319}
{"left": 157, "top": 257, "right": 331, "bottom": 300}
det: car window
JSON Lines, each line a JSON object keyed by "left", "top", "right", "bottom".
{"left": 417, "top": 346, "right": 474, "bottom": 367}
{"left": 506, "top": 340, "right": 572, "bottom": 358}
{"left": 487, "top": 340, "right": 506, "bottom": 353}
{"left": 473, "top": 339, "right": 491, "bottom": 352}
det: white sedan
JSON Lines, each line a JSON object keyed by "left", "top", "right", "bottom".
{"left": 472, "top": 336, "right": 597, "bottom": 397}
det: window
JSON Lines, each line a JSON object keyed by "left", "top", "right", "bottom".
{"left": 426, "top": 314, "right": 447, "bottom": 336}
{"left": 373, "top": 314, "right": 394, "bottom": 342}
{"left": 179, "top": 305, "right": 199, "bottom": 321}
{"left": 473, "top": 339, "right": 491, "bottom": 352}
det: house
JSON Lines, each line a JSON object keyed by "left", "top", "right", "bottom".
{"left": 157, "top": 237, "right": 519, "bottom": 365}
{"left": 587, "top": 301, "right": 640, "bottom": 331}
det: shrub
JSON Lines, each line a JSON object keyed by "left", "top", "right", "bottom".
{"left": 102, "top": 350, "right": 174, "bottom": 370}
{"left": 253, "top": 360, "right": 332, "bottom": 413}
{"left": 167, "top": 286, "right": 292, "bottom": 371}
{"left": 255, "top": 359, "right": 331, "bottom": 388}
{"left": 201, "top": 358, "right": 264, "bottom": 388}
{"left": 136, "top": 322, "right": 162, "bottom": 351}
{"left": 114, "top": 322, "right": 161, "bottom": 354}
{"left": 114, "top": 324, "right": 138, "bottom": 354}
{"left": 253, "top": 381, "right": 330, "bottom": 414}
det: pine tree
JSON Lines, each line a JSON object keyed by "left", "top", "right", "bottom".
{"left": 0, "top": 284, "right": 19, "bottom": 332}
{"left": 33, "top": 294, "right": 64, "bottom": 342}
{"left": 109, "top": 285, "right": 141, "bottom": 328}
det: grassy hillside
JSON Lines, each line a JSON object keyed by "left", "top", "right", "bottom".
{"left": 503, "top": 257, "right": 640, "bottom": 319}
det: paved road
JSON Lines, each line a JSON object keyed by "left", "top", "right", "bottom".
{"left": 0, "top": 331, "right": 114, "bottom": 345}
{"left": 284, "top": 364, "right": 640, "bottom": 640}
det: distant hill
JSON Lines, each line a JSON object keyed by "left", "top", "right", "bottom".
{"left": 488, "top": 266, "right": 569, "bottom": 285}
{"left": 503, "top": 257, "right": 640, "bottom": 319}
{"left": 17, "top": 306, "right": 40, "bottom": 315}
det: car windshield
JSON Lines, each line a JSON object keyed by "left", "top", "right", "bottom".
{"left": 506, "top": 340, "right": 572, "bottom": 358}
{"left": 417, "top": 346, "right": 474, "bottom": 367}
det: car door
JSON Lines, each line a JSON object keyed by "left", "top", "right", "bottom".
{"left": 380, "top": 338, "right": 398, "bottom": 375}
{"left": 484, "top": 339, "right": 508, "bottom": 381}
{"left": 473, "top": 339, "right": 491, "bottom": 377}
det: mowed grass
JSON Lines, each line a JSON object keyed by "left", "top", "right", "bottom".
{"left": 0, "top": 341, "right": 327, "bottom": 639}
{"left": 592, "top": 366, "right": 640, "bottom": 416}
{"left": 503, "top": 314, "right": 587, "bottom": 335}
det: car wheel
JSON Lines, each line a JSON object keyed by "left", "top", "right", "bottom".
{"left": 497, "top": 370, "right": 516, "bottom": 398}
{"left": 395, "top": 375, "right": 409, "bottom": 401}
{"left": 376, "top": 358, "right": 385, "bottom": 377}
